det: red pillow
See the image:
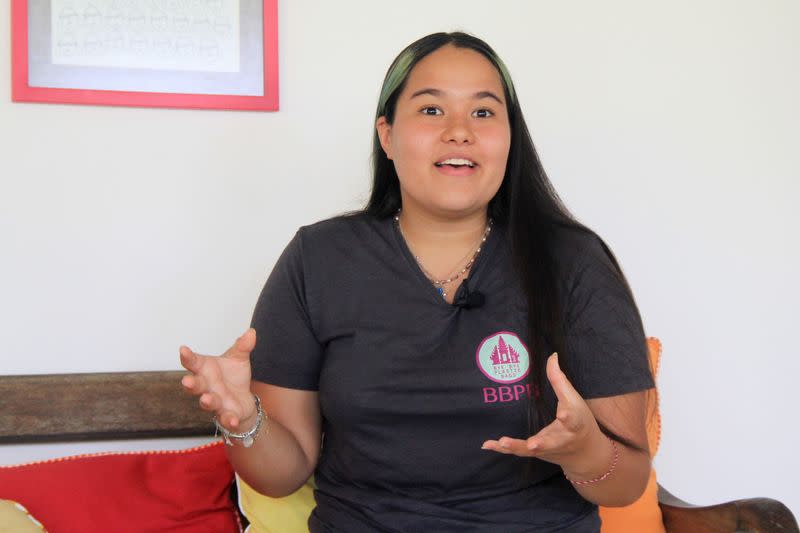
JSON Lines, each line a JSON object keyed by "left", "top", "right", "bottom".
{"left": 0, "top": 441, "right": 241, "bottom": 533}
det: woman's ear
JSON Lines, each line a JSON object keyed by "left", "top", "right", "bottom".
{"left": 375, "top": 116, "right": 393, "bottom": 160}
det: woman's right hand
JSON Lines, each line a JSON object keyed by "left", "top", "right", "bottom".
{"left": 179, "top": 328, "right": 258, "bottom": 431}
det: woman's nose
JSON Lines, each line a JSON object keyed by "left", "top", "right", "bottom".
{"left": 441, "top": 116, "right": 474, "bottom": 144}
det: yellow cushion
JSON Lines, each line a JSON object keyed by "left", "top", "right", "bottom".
{"left": 236, "top": 476, "right": 315, "bottom": 533}
{"left": 598, "top": 336, "right": 665, "bottom": 533}
{"left": 0, "top": 500, "right": 46, "bottom": 532}
{"left": 238, "top": 338, "right": 666, "bottom": 533}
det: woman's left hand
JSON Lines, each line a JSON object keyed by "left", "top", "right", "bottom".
{"left": 481, "top": 353, "right": 604, "bottom": 471}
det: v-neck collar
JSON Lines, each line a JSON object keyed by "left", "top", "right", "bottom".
{"left": 389, "top": 215, "right": 501, "bottom": 308}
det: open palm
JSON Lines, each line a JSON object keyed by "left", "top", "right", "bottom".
{"left": 179, "top": 328, "right": 257, "bottom": 430}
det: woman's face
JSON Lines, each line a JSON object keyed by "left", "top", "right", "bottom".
{"left": 377, "top": 45, "right": 511, "bottom": 219}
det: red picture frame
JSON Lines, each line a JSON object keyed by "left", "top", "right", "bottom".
{"left": 11, "top": 0, "right": 279, "bottom": 111}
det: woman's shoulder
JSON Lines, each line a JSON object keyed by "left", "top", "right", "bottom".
{"left": 296, "top": 211, "right": 388, "bottom": 249}
{"left": 551, "top": 223, "right": 606, "bottom": 261}
{"left": 550, "top": 223, "right": 621, "bottom": 282}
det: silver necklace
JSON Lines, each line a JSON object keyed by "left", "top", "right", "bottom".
{"left": 395, "top": 211, "right": 493, "bottom": 299}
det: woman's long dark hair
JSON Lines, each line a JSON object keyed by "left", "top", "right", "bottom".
{"left": 361, "top": 32, "right": 652, "bottom": 474}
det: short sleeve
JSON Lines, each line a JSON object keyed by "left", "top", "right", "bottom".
{"left": 560, "top": 233, "right": 655, "bottom": 399}
{"left": 249, "top": 229, "right": 323, "bottom": 390}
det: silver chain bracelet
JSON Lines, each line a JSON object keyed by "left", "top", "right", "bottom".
{"left": 214, "top": 394, "right": 267, "bottom": 448}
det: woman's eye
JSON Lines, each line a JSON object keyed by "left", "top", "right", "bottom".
{"left": 421, "top": 107, "right": 442, "bottom": 116}
{"left": 473, "top": 109, "right": 494, "bottom": 118}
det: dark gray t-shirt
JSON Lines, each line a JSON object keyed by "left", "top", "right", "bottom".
{"left": 249, "top": 214, "right": 654, "bottom": 533}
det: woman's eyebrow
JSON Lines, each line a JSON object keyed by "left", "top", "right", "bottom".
{"left": 474, "top": 91, "right": 504, "bottom": 104}
{"left": 409, "top": 88, "right": 504, "bottom": 104}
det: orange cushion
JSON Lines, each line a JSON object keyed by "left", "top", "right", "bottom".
{"left": 599, "top": 336, "right": 665, "bottom": 533}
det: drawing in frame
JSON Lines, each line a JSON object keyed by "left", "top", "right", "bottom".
{"left": 11, "top": 0, "right": 279, "bottom": 111}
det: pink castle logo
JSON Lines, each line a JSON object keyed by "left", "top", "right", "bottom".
{"left": 489, "top": 335, "right": 521, "bottom": 366}
{"left": 476, "top": 331, "right": 529, "bottom": 384}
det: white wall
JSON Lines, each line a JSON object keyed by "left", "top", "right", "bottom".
{"left": 2, "top": 0, "right": 798, "bottom": 519}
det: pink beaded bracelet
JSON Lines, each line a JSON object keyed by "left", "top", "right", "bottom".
{"left": 564, "top": 438, "right": 619, "bottom": 486}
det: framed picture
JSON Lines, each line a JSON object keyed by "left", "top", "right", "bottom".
{"left": 11, "top": 0, "right": 279, "bottom": 111}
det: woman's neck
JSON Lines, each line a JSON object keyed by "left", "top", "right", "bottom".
{"left": 396, "top": 204, "right": 489, "bottom": 280}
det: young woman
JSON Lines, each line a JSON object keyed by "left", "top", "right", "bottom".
{"left": 180, "top": 32, "right": 655, "bottom": 532}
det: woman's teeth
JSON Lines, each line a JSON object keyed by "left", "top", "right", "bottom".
{"left": 435, "top": 158, "right": 476, "bottom": 168}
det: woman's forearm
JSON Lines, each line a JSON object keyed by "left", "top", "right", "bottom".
{"left": 225, "top": 416, "right": 317, "bottom": 498}
{"left": 562, "top": 429, "right": 651, "bottom": 506}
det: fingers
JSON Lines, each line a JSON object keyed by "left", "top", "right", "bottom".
{"left": 194, "top": 391, "right": 243, "bottom": 428}
{"left": 482, "top": 416, "right": 561, "bottom": 457}
{"left": 482, "top": 356, "right": 594, "bottom": 462}
{"left": 179, "top": 328, "right": 256, "bottom": 428}
{"left": 546, "top": 354, "right": 591, "bottom": 435}
{"left": 482, "top": 437, "right": 534, "bottom": 457}
{"left": 223, "top": 328, "right": 257, "bottom": 361}
{"left": 217, "top": 410, "right": 244, "bottom": 429}
{"left": 524, "top": 421, "right": 565, "bottom": 451}
{"left": 180, "top": 373, "right": 208, "bottom": 395}
{"left": 483, "top": 408, "right": 588, "bottom": 459}
{"left": 199, "top": 392, "right": 221, "bottom": 412}
{"left": 482, "top": 431, "right": 572, "bottom": 460}
{"left": 180, "top": 328, "right": 255, "bottom": 372}
{"left": 546, "top": 353, "right": 582, "bottom": 406}
{"left": 179, "top": 345, "right": 203, "bottom": 373}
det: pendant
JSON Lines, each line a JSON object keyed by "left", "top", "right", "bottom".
{"left": 437, "top": 287, "right": 445, "bottom": 299}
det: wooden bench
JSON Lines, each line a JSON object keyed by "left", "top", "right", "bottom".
{"left": 1, "top": 371, "right": 797, "bottom": 533}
